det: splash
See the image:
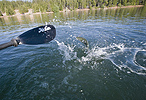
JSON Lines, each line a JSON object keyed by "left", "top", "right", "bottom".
{"left": 108, "top": 47, "right": 146, "bottom": 75}
{"left": 80, "top": 43, "right": 124, "bottom": 62}
{"left": 55, "top": 40, "right": 77, "bottom": 63}
{"left": 55, "top": 39, "right": 146, "bottom": 75}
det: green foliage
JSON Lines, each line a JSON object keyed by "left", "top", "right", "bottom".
{"left": 108, "top": 1, "right": 113, "bottom": 7}
{"left": 52, "top": 4, "right": 59, "bottom": 13}
{"left": 89, "top": 5, "right": 92, "bottom": 9}
{"left": 136, "top": 0, "right": 140, "bottom": 5}
{"left": 122, "top": 0, "right": 127, "bottom": 6}
{"left": 100, "top": 4, "right": 105, "bottom": 8}
{"left": 118, "top": 3, "right": 122, "bottom": 7}
{"left": 113, "top": 0, "right": 118, "bottom": 6}
{"left": 104, "top": 1, "right": 108, "bottom": 6}
{"left": 18, "top": 5, "right": 28, "bottom": 14}
{"left": 83, "top": 1, "right": 87, "bottom": 8}
{"left": 32, "top": 3, "right": 39, "bottom": 13}
{"left": 0, "top": 3, "right": 5, "bottom": 13}
{"left": 47, "top": 3, "right": 52, "bottom": 12}
{"left": 76, "top": 2, "right": 79, "bottom": 9}
{"left": 92, "top": 0, "right": 96, "bottom": 7}
{"left": 126, "top": 2, "right": 131, "bottom": 6}
{"left": 0, "top": 10, "right": 3, "bottom": 16}
{"left": 6, "top": 7, "right": 15, "bottom": 15}
{"left": 0, "top": 0, "right": 145, "bottom": 16}
{"left": 59, "top": 4, "right": 63, "bottom": 11}
{"left": 132, "top": 0, "right": 136, "bottom": 5}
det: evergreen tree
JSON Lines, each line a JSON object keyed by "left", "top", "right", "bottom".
{"left": 92, "top": 0, "right": 96, "bottom": 7}
{"left": 113, "top": 0, "right": 118, "bottom": 6}
{"left": 122, "top": 0, "right": 127, "bottom": 6}
{"left": 0, "top": 10, "right": 3, "bottom": 16}
{"left": 61, "top": 0, "right": 66, "bottom": 8}
{"left": 18, "top": 5, "right": 28, "bottom": 14}
{"left": 32, "top": 3, "right": 40, "bottom": 13}
{"left": 59, "top": 4, "right": 63, "bottom": 11}
{"left": 87, "top": 0, "right": 92, "bottom": 7}
{"left": 104, "top": 0, "right": 108, "bottom": 6}
{"left": 0, "top": 0, "right": 145, "bottom": 16}
{"left": 76, "top": 1, "right": 79, "bottom": 8}
{"left": 52, "top": 4, "right": 59, "bottom": 13}
{"left": 97, "top": 0, "right": 103, "bottom": 7}
{"left": 118, "top": 0, "right": 122, "bottom": 6}
{"left": 47, "top": 3, "right": 52, "bottom": 12}
{"left": 89, "top": 4, "right": 92, "bottom": 9}
{"left": 136, "top": 0, "right": 139, "bottom": 5}
{"left": 0, "top": 1, "right": 6, "bottom": 13}
{"left": 133, "top": 0, "right": 136, "bottom": 5}
{"left": 82, "top": 0, "right": 87, "bottom": 8}
{"left": 73, "top": 0, "right": 77, "bottom": 9}
{"left": 108, "top": 0, "right": 112, "bottom": 7}
{"left": 6, "top": 7, "right": 15, "bottom": 15}
{"left": 78, "top": 0, "right": 83, "bottom": 9}
{"left": 118, "top": 0, "right": 122, "bottom": 3}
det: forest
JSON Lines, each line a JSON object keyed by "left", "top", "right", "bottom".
{"left": 0, "top": 0, "right": 146, "bottom": 16}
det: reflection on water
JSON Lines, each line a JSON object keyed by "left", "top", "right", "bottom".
{"left": 0, "top": 6, "right": 146, "bottom": 100}
{"left": 0, "top": 7, "right": 146, "bottom": 27}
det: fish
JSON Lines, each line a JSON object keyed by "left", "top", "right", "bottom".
{"left": 76, "top": 37, "right": 89, "bottom": 48}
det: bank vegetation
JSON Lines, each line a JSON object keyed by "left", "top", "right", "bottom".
{"left": 0, "top": 0, "right": 146, "bottom": 16}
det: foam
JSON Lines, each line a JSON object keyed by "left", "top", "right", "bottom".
{"left": 55, "top": 39, "right": 146, "bottom": 75}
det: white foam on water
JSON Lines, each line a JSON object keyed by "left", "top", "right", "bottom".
{"left": 79, "top": 43, "right": 125, "bottom": 62}
{"left": 55, "top": 39, "right": 146, "bottom": 75}
{"left": 133, "top": 50, "right": 146, "bottom": 70}
{"left": 109, "top": 47, "right": 146, "bottom": 75}
{"left": 55, "top": 40, "right": 77, "bottom": 63}
{"left": 142, "top": 43, "right": 146, "bottom": 45}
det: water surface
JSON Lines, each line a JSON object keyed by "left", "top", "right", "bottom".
{"left": 0, "top": 7, "right": 146, "bottom": 100}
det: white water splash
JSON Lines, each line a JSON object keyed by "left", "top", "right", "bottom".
{"left": 143, "top": 43, "right": 146, "bottom": 45}
{"left": 109, "top": 48, "right": 146, "bottom": 75}
{"left": 80, "top": 43, "right": 125, "bottom": 62}
{"left": 55, "top": 40, "right": 77, "bottom": 63}
{"left": 55, "top": 39, "right": 146, "bottom": 75}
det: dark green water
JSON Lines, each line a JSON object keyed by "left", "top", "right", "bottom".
{"left": 0, "top": 7, "right": 146, "bottom": 100}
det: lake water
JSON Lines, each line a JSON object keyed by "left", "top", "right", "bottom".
{"left": 0, "top": 7, "right": 146, "bottom": 100}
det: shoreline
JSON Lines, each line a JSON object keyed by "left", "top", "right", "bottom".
{"left": 0, "top": 5, "right": 144, "bottom": 18}
{"left": 105, "top": 5, "right": 144, "bottom": 9}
